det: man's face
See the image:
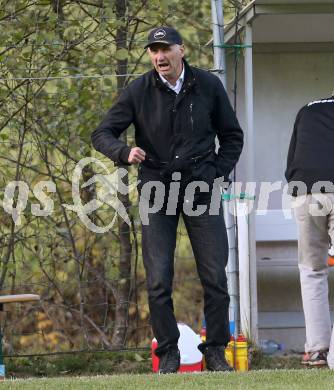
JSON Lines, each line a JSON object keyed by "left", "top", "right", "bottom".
{"left": 147, "top": 43, "right": 185, "bottom": 81}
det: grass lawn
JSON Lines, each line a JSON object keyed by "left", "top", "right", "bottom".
{"left": 1, "top": 369, "right": 334, "bottom": 390}
{"left": 2, "top": 351, "right": 305, "bottom": 378}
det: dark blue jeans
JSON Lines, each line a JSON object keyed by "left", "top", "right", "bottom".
{"left": 141, "top": 197, "right": 230, "bottom": 356}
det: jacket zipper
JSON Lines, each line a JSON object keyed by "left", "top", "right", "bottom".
{"left": 190, "top": 102, "right": 194, "bottom": 132}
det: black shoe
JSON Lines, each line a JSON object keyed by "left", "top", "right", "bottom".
{"left": 204, "top": 345, "right": 234, "bottom": 372}
{"left": 158, "top": 346, "right": 180, "bottom": 374}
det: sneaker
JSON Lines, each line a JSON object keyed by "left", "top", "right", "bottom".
{"left": 203, "top": 345, "right": 234, "bottom": 372}
{"left": 158, "top": 346, "right": 180, "bottom": 374}
{"left": 302, "top": 351, "right": 328, "bottom": 367}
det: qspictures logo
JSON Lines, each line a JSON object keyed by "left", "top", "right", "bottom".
{"left": 63, "top": 157, "right": 137, "bottom": 233}
{"left": 1, "top": 157, "right": 137, "bottom": 233}
{"left": 1, "top": 157, "right": 334, "bottom": 232}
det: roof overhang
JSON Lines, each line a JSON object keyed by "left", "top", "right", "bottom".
{"left": 225, "top": 0, "right": 334, "bottom": 43}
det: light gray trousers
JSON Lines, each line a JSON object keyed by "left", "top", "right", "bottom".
{"left": 294, "top": 194, "right": 334, "bottom": 367}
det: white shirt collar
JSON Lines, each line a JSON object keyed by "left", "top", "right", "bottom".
{"left": 159, "top": 65, "right": 185, "bottom": 95}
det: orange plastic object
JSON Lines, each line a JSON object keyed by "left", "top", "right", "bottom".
{"left": 328, "top": 256, "right": 334, "bottom": 267}
{"left": 151, "top": 339, "right": 202, "bottom": 373}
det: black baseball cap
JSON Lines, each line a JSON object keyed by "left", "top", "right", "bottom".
{"left": 144, "top": 26, "right": 183, "bottom": 49}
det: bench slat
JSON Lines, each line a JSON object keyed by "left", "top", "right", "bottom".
{"left": 0, "top": 294, "right": 40, "bottom": 304}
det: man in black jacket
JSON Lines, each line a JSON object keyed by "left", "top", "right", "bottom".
{"left": 285, "top": 95, "right": 334, "bottom": 368}
{"left": 92, "top": 26, "right": 243, "bottom": 373}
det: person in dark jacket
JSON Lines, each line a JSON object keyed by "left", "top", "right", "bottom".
{"left": 92, "top": 26, "right": 243, "bottom": 373}
{"left": 285, "top": 95, "right": 334, "bottom": 368}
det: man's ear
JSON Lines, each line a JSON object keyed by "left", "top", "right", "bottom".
{"left": 180, "top": 44, "right": 185, "bottom": 57}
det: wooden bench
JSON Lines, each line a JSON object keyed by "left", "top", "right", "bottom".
{"left": 0, "top": 294, "right": 40, "bottom": 380}
{"left": 0, "top": 294, "right": 40, "bottom": 305}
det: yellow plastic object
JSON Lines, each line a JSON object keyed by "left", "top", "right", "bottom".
{"left": 235, "top": 335, "right": 249, "bottom": 371}
{"left": 225, "top": 338, "right": 235, "bottom": 367}
{"left": 200, "top": 327, "right": 206, "bottom": 370}
{"left": 199, "top": 330, "right": 248, "bottom": 371}
{"left": 328, "top": 256, "right": 334, "bottom": 267}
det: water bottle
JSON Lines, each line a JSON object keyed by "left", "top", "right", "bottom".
{"left": 258, "top": 339, "right": 283, "bottom": 355}
{"left": 200, "top": 319, "right": 206, "bottom": 343}
{"left": 200, "top": 319, "right": 206, "bottom": 370}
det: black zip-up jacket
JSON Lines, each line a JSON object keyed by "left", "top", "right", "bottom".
{"left": 92, "top": 60, "right": 243, "bottom": 183}
{"left": 285, "top": 96, "right": 334, "bottom": 195}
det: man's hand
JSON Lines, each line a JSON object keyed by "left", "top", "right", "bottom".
{"left": 128, "top": 147, "right": 146, "bottom": 164}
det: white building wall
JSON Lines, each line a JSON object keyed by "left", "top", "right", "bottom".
{"left": 226, "top": 44, "right": 334, "bottom": 350}
{"left": 228, "top": 45, "right": 334, "bottom": 208}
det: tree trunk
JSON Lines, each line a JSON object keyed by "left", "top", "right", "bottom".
{"left": 111, "top": 0, "right": 132, "bottom": 348}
